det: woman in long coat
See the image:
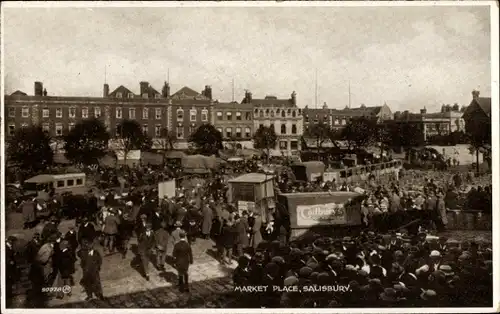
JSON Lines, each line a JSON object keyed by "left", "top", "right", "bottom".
{"left": 251, "top": 213, "right": 263, "bottom": 249}
{"left": 201, "top": 204, "right": 213, "bottom": 239}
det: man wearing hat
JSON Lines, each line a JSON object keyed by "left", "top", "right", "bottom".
{"left": 172, "top": 231, "right": 194, "bottom": 292}
{"left": 41, "top": 216, "right": 59, "bottom": 242}
{"left": 26, "top": 232, "right": 43, "bottom": 264}
{"left": 64, "top": 226, "right": 79, "bottom": 257}
{"left": 81, "top": 241, "right": 104, "bottom": 301}
{"left": 78, "top": 216, "right": 97, "bottom": 246}
{"left": 155, "top": 220, "right": 170, "bottom": 271}
{"left": 151, "top": 207, "right": 165, "bottom": 232}
{"left": 57, "top": 240, "right": 76, "bottom": 295}
{"left": 103, "top": 207, "right": 120, "bottom": 254}
{"left": 137, "top": 223, "right": 156, "bottom": 280}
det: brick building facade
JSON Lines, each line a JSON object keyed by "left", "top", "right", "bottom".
{"left": 213, "top": 101, "right": 254, "bottom": 149}
{"left": 245, "top": 91, "right": 303, "bottom": 156}
{"left": 5, "top": 81, "right": 170, "bottom": 140}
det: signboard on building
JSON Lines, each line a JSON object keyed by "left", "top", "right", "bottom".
{"left": 296, "top": 202, "right": 347, "bottom": 227}
{"left": 158, "top": 180, "right": 176, "bottom": 199}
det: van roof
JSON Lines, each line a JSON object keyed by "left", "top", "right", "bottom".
{"left": 25, "top": 173, "right": 86, "bottom": 183}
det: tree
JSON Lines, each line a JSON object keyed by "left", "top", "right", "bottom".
{"left": 253, "top": 125, "right": 277, "bottom": 163}
{"left": 383, "top": 121, "right": 424, "bottom": 160}
{"left": 188, "top": 124, "right": 223, "bottom": 156}
{"left": 306, "top": 122, "right": 332, "bottom": 160}
{"left": 7, "top": 125, "right": 54, "bottom": 173}
{"left": 465, "top": 115, "right": 491, "bottom": 173}
{"left": 116, "top": 120, "right": 152, "bottom": 166}
{"left": 64, "top": 118, "right": 110, "bottom": 166}
{"left": 153, "top": 127, "right": 177, "bottom": 164}
{"left": 375, "top": 124, "right": 392, "bottom": 157}
{"left": 341, "top": 117, "right": 378, "bottom": 151}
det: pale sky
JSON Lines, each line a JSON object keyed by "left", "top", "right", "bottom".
{"left": 3, "top": 4, "right": 492, "bottom": 112}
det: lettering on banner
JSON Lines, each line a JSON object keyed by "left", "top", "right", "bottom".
{"left": 296, "top": 202, "right": 347, "bottom": 226}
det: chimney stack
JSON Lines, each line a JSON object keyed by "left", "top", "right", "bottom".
{"left": 140, "top": 81, "right": 149, "bottom": 98}
{"left": 472, "top": 89, "right": 480, "bottom": 100}
{"left": 291, "top": 91, "right": 297, "bottom": 106}
{"left": 420, "top": 108, "right": 427, "bottom": 115}
{"left": 162, "top": 82, "right": 170, "bottom": 98}
{"left": 203, "top": 85, "right": 212, "bottom": 100}
{"left": 244, "top": 90, "right": 252, "bottom": 104}
{"left": 103, "top": 84, "right": 109, "bottom": 97}
{"left": 43, "top": 88, "right": 47, "bottom": 96}
{"left": 34, "top": 81, "right": 43, "bottom": 96}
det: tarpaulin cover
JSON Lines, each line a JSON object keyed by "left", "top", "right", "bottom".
{"left": 182, "top": 154, "right": 218, "bottom": 173}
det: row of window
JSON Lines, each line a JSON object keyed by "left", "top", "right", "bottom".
{"left": 215, "top": 127, "right": 252, "bottom": 139}
{"left": 279, "top": 140, "right": 299, "bottom": 150}
{"left": 258, "top": 124, "right": 298, "bottom": 135}
{"left": 176, "top": 108, "right": 209, "bottom": 122}
{"left": 7, "top": 123, "right": 166, "bottom": 138}
{"left": 254, "top": 108, "right": 302, "bottom": 118}
{"left": 9, "top": 106, "right": 164, "bottom": 120}
{"left": 114, "top": 92, "right": 162, "bottom": 99}
{"left": 216, "top": 111, "right": 252, "bottom": 121}
{"left": 305, "top": 115, "right": 348, "bottom": 125}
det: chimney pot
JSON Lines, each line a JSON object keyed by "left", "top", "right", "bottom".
{"left": 34, "top": 81, "right": 43, "bottom": 96}
{"left": 103, "top": 84, "right": 109, "bottom": 97}
{"left": 140, "top": 81, "right": 149, "bottom": 98}
{"left": 472, "top": 89, "right": 480, "bottom": 100}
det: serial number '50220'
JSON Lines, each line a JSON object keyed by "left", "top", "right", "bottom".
{"left": 41, "top": 286, "right": 71, "bottom": 293}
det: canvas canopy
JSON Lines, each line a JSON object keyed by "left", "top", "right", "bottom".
{"left": 182, "top": 154, "right": 218, "bottom": 174}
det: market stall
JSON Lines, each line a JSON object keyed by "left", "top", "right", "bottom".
{"left": 227, "top": 173, "right": 275, "bottom": 222}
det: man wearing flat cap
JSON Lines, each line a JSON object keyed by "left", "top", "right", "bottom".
{"left": 137, "top": 223, "right": 155, "bottom": 281}
{"left": 172, "top": 231, "right": 194, "bottom": 292}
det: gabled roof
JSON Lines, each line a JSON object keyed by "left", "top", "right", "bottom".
{"left": 463, "top": 97, "right": 491, "bottom": 119}
{"left": 475, "top": 97, "right": 491, "bottom": 117}
{"left": 11, "top": 90, "right": 27, "bottom": 96}
{"left": 172, "top": 86, "right": 201, "bottom": 97}
{"left": 109, "top": 85, "right": 134, "bottom": 97}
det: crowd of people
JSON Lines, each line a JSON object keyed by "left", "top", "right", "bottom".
{"left": 5, "top": 153, "right": 493, "bottom": 309}
{"left": 231, "top": 230, "right": 492, "bottom": 307}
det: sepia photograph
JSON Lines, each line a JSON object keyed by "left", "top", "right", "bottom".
{"left": 1, "top": 1, "right": 498, "bottom": 312}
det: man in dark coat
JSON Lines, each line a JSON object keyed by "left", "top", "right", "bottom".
{"left": 119, "top": 207, "right": 135, "bottom": 259}
{"left": 81, "top": 242, "right": 104, "bottom": 301}
{"left": 57, "top": 240, "right": 76, "bottom": 293}
{"left": 78, "top": 216, "right": 97, "bottom": 245}
{"left": 26, "top": 232, "right": 43, "bottom": 263}
{"left": 137, "top": 223, "right": 155, "bottom": 280}
{"left": 41, "top": 217, "right": 59, "bottom": 242}
{"left": 172, "top": 231, "right": 194, "bottom": 292}
{"left": 64, "top": 226, "right": 79, "bottom": 257}
{"left": 151, "top": 207, "right": 164, "bottom": 232}
{"left": 155, "top": 221, "right": 170, "bottom": 270}
{"left": 135, "top": 214, "right": 148, "bottom": 238}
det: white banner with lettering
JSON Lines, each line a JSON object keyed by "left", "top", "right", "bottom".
{"left": 296, "top": 202, "right": 347, "bottom": 227}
